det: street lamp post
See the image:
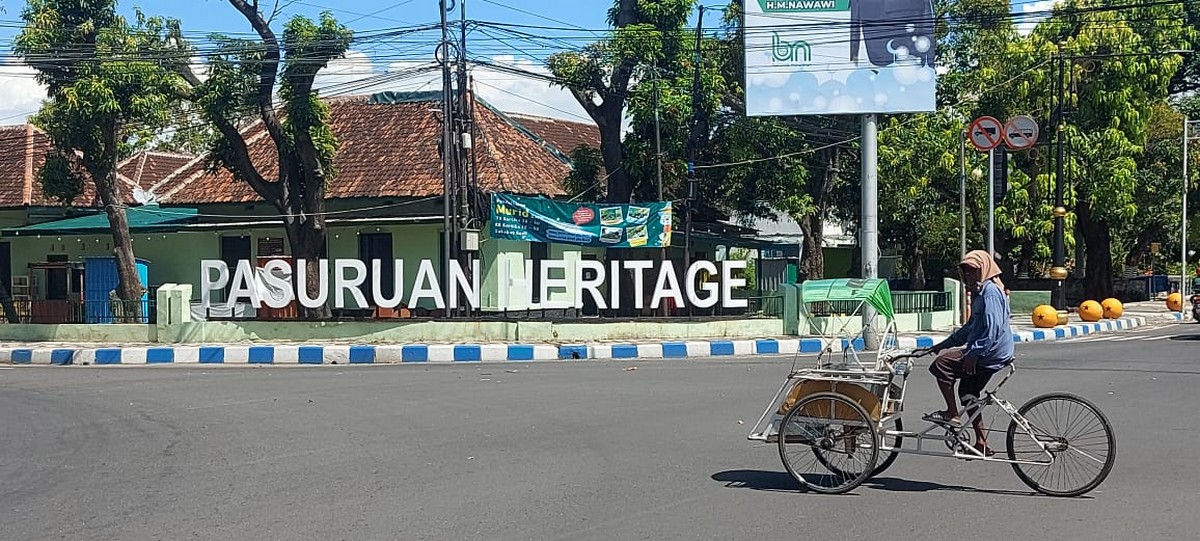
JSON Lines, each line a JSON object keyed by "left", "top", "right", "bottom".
{"left": 1184, "top": 118, "right": 1200, "bottom": 304}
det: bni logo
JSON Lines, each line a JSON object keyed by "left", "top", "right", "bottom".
{"left": 771, "top": 32, "right": 811, "bottom": 63}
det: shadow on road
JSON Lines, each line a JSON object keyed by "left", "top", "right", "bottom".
{"left": 864, "top": 477, "right": 1042, "bottom": 497}
{"left": 1168, "top": 334, "right": 1200, "bottom": 341}
{"left": 711, "top": 470, "right": 800, "bottom": 493}
{"left": 712, "top": 470, "right": 1062, "bottom": 499}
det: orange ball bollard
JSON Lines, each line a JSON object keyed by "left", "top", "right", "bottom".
{"left": 1167, "top": 292, "right": 1183, "bottom": 312}
{"left": 1101, "top": 298, "right": 1123, "bottom": 319}
{"left": 1079, "top": 300, "right": 1103, "bottom": 322}
{"left": 1032, "top": 305, "right": 1059, "bottom": 328}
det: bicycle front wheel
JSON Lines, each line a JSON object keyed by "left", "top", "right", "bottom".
{"left": 1006, "top": 393, "right": 1116, "bottom": 497}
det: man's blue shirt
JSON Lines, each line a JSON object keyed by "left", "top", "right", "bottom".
{"left": 942, "top": 281, "right": 1013, "bottom": 370}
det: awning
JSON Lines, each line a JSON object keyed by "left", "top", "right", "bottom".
{"left": 2, "top": 206, "right": 199, "bottom": 236}
{"left": 800, "top": 278, "right": 894, "bottom": 320}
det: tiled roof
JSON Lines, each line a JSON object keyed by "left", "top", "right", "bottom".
{"left": 159, "top": 93, "right": 571, "bottom": 204}
{"left": 0, "top": 123, "right": 181, "bottom": 209}
{"left": 505, "top": 113, "right": 600, "bottom": 157}
{"left": 0, "top": 124, "right": 107, "bottom": 208}
{"left": 117, "top": 151, "right": 194, "bottom": 191}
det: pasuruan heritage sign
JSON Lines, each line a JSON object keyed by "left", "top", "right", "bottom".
{"left": 199, "top": 258, "right": 750, "bottom": 311}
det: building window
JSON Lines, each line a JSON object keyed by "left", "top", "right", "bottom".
{"left": 257, "top": 237, "right": 285, "bottom": 257}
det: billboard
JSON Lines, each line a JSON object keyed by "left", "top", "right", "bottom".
{"left": 490, "top": 193, "right": 672, "bottom": 248}
{"left": 744, "top": 0, "right": 937, "bottom": 116}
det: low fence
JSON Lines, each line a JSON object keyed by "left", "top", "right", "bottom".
{"left": 802, "top": 291, "right": 951, "bottom": 317}
{"left": 1, "top": 298, "right": 156, "bottom": 324}
{"left": 189, "top": 295, "right": 785, "bottom": 323}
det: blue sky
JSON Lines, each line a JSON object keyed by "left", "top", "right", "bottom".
{"left": 0, "top": 0, "right": 1053, "bottom": 124}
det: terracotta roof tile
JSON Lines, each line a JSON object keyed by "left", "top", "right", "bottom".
{"left": 504, "top": 113, "right": 600, "bottom": 157}
{"left": 117, "top": 151, "right": 194, "bottom": 191}
{"left": 160, "top": 94, "right": 571, "bottom": 205}
{"left": 0, "top": 123, "right": 120, "bottom": 209}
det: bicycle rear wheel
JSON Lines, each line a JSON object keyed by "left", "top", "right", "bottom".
{"left": 1006, "top": 393, "right": 1116, "bottom": 497}
{"left": 778, "top": 392, "right": 879, "bottom": 494}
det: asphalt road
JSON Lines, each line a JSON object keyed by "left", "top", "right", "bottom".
{"left": 3, "top": 323, "right": 1199, "bottom": 541}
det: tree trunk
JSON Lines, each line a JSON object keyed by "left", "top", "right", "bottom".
{"left": 796, "top": 146, "right": 842, "bottom": 281}
{"left": 1077, "top": 201, "right": 1115, "bottom": 299}
{"left": 798, "top": 213, "right": 824, "bottom": 280}
{"left": 599, "top": 113, "right": 633, "bottom": 204}
{"left": 1017, "top": 240, "right": 1035, "bottom": 278}
{"left": 1124, "top": 223, "right": 1163, "bottom": 268}
{"left": 95, "top": 126, "right": 143, "bottom": 322}
{"left": 284, "top": 213, "right": 330, "bottom": 320}
{"left": 906, "top": 242, "right": 926, "bottom": 290}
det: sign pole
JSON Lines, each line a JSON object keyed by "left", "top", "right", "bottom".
{"left": 987, "top": 147, "right": 995, "bottom": 258}
{"left": 861, "top": 113, "right": 880, "bottom": 350}
{"left": 960, "top": 128, "right": 967, "bottom": 260}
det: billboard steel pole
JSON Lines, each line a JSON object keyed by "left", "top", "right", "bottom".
{"left": 861, "top": 113, "right": 879, "bottom": 349}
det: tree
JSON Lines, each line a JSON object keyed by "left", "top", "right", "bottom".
{"left": 876, "top": 113, "right": 965, "bottom": 288}
{"left": 179, "top": 1, "right": 351, "bottom": 319}
{"left": 15, "top": 0, "right": 189, "bottom": 310}
{"left": 1038, "top": 0, "right": 1191, "bottom": 297}
{"left": 548, "top": 0, "right": 694, "bottom": 204}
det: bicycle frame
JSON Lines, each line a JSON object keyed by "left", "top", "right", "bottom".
{"left": 877, "top": 364, "right": 1057, "bottom": 467}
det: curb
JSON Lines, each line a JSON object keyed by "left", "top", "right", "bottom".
{"left": 0, "top": 315, "right": 1153, "bottom": 366}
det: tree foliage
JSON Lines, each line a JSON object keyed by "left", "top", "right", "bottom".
{"left": 180, "top": 1, "right": 351, "bottom": 319}
{"left": 15, "top": 0, "right": 189, "bottom": 304}
{"left": 548, "top": 0, "right": 695, "bottom": 203}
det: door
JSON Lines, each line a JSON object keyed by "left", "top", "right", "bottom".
{"left": 0, "top": 242, "right": 10, "bottom": 296}
{"left": 220, "top": 236, "right": 252, "bottom": 302}
{"left": 359, "top": 233, "right": 394, "bottom": 305}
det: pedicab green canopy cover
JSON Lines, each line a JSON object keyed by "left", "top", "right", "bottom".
{"left": 800, "top": 278, "right": 894, "bottom": 320}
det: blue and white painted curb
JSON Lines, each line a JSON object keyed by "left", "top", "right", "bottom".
{"left": 0, "top": 315, "right": 1154, "bottom": 366}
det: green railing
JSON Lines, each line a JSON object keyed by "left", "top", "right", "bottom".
{"left": 804, "top": 291, "right": 951, "bottom": 316}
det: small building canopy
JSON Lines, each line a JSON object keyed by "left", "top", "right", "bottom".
{"left": 800, "top": 278, "right": 894, "bottom": 320}
{"left": 1, "top": 206, "right": 198, "bottom": 236}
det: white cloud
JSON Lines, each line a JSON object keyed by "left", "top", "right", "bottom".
{"left": 0, "top": 60, "right": 47, "bottom": 124}
{"left": 1017, "top": 0, "right": 1060, "bottom": 36}
{"left": 314, "top": 50, "right": 379, "bottom": 92}
{"left": 0, "top": 49, "right": 601, "bottom": 128}
{"left": 467, "top": 55, "right": 593, "bottom": 124}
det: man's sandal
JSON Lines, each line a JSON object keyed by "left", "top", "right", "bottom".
{"left": 921, "top": 410, "right": 963, "bottom": 427}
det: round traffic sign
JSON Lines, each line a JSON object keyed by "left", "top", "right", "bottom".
{"left": 969, "top": 116, "right": 1004, "bottom": 152}
{"left": 1003, "top": 115, "right": 1040, "bottom": 150}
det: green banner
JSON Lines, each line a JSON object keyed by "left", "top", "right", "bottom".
{"left": 490, "top": 194, "right": 673, "bottom": 248}
{"left": 757, "top": 0, "right": 850, "bottom": 12}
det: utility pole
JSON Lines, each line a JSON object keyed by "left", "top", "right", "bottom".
{"left": 1050, "top": 45, "right": 1068, "bottom": 309}
{"left": 456, "top": 0, "right": 472, "bottom": 317}
{"left": 685, "top": 6, "right": 704, "bottom": 317}
{"left": 653, "top": 65, "right": 666, "bottom": 316}
{"left": 439, "top": 0, "right": 455, "bottom": 318}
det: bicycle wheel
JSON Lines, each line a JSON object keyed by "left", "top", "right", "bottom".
{"left": 1005, "top": 393, "right": 1116, "bottom": 497}
{"left": 778, "top": 392, "right": 879, "bottom": 494}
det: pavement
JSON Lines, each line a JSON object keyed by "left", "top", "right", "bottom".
{"left": 2, "top": 324, "right": 1197, "bottom": 541}
{"left": 1, "top": 299, "right": 1187, "bottom": 365}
